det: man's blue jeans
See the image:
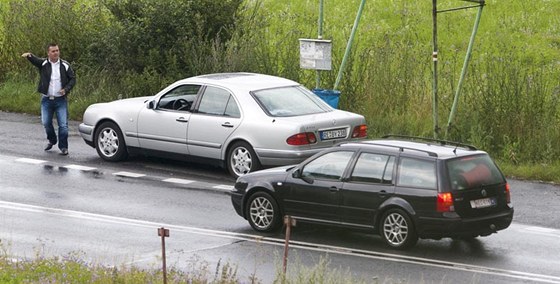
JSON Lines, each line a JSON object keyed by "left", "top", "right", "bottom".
{"left": 41, "top": 96, "right": 68, "bottom": 150}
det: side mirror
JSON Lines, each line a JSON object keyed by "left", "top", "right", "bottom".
{"left": 292, "top": 168, "right": 314, "bottom": 184}
{"left": 147, "top": 100, "right": 155, "bottom": 109}
{"left": 292, "top": 168, "right": 301, "bottom": 178}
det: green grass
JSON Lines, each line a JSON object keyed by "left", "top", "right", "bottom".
{"left": 0, "top": 241, "right": 372, "bottom": 284}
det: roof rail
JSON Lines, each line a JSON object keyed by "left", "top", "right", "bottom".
{"left": 367, "top": 141, "right": 438, "bottom": 157}
{"left": 381, "top": 134, "right": 478, "bottom": 151}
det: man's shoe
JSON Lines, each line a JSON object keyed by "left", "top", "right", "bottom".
{"left": 44, "top": 143, "right": 54, "bottom": 151}
{"left": 60, "top": 148, "right": 68, "bottom": 155}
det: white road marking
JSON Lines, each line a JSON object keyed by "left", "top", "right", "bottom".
{"left": 62, "top": 164, "right": 97, "bottom": 171}
{"left": 1, "top": 200, "right": 559, "bottom": 284}
{"left": 15, "top": 158, "right": 46, "bottom": 164}
{"left": 162, "top": 178, "right": 195, "bottom": 185}
{"left": 113, "top": 171, "right": 146, "bottom": 178}
{"left": 213, "top": 185, "right": 234, "bottom": 191}
{"left": 517, "top": 224, "right": 560, "bottom": 239}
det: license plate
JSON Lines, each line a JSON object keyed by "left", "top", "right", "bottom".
{"left": 470, "top": 197, "right": 496, "bottom": 209}
{"left": 320, "top": 128, "right": 347, "bottom": 140}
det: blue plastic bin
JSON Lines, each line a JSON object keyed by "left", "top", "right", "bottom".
{"left": 312, "top": 89, "right": 341, "bottom": 109}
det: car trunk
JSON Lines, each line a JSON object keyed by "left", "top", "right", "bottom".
{"left": 278, "top": 110, "right": 366, "bottom": 148}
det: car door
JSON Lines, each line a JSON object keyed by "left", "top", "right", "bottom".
{"left": 340, "top": 152, "right": 396, "bottom": 227}
{"left": 136, "top": 84, "right": 201, "bottom": 154}
{"left": 187, "top": 85, "right": 241, "bottom": 159}
{"left": 283, "top": 150, "right": 355, "bottom": 223}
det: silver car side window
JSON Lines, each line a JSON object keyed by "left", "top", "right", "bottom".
{"left": 157, "top": 84, "right": 200, "bottom": 111}
{"left": 198, "top": 86, "right": 232, "bottom": 116}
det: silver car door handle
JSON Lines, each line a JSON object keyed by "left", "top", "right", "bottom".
{"left": 221, "top": 122, "right": 234, "bottom": 128}
{"left": 329, "top": 186, "right": 339, "bottom": 192}
{"left": 176, "top": 117, "right": 189, "bottom": 123}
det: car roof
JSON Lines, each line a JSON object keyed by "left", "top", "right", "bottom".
{"left": 338, "top": 139, "right": 487, "bottom": 159}
{"left": 179, "top": 72, "right": 300, "bottom": 91}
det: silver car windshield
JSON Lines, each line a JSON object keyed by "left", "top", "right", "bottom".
{"left": 252, "top": 86, "right": 331, "bottom": 117}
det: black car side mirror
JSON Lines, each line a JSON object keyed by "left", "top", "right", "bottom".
{"left": 293, "top": 168, "right": 314, "bottom": 184}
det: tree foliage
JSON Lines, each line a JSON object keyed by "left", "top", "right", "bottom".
{"left": 91, "top": 0, "right": 243, "bottom": 78}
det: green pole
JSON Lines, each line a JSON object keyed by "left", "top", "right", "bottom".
{"left": 316, "top": 0, "right": 324, "bottom": 89}
{"left": 445, "top": 3, "right": 484, "bottom": 138}
{"left": 432, "top": 0, "right": 439, "bottom": 139}
{"left": 333, "top": 0, "right": 366, "bottom": 90}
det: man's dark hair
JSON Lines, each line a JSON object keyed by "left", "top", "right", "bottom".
{"left": 46, "top": 43, "right": 58, "bottom": 50}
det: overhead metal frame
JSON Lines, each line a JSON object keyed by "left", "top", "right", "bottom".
{"left": 431, "top": 0, "right": 486, "bottom": 139}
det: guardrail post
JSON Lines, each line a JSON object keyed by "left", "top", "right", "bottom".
{"left": 158, "top": 227, "right": 170, "bottom": 284}
{"left": 283, "top": 215, "right": 297, "bottom": 275}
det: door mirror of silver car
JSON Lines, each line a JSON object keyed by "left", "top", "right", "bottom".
{"left": 147, "top": 100, "right": 155, "bottom": 109}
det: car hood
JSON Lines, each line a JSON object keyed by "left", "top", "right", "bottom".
{"left": 240, "top": 165, "right": 294, "bottom": 181}
{"left": 106, "top": 96, "right": 152, "bottom": 107}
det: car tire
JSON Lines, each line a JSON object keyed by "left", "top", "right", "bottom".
{"left": 94, "top": 121, "right": 128, "bottom": 162}
{"left": 246, "top": 191, "right": 281, "bottom": 232}
{"left": 227, "top": 141, "right": 261, "bottom": 178}
{"left": 380, "top": 208, "right": 418, "bottom": 249}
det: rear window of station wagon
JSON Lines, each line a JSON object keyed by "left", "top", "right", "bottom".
{"left": 447, "top": 154, "right": 505, "bottom": 191}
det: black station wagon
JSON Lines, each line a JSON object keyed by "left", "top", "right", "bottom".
{"left": 230, "top": 136, "right": 514, "bottom": 249}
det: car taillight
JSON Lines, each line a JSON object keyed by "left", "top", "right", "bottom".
{"left": 505, "top": 183, "right": 511, "bottom": 204}
{"left": 437, "top": 192, "right": 454, "bottom": 212}
{"left": 351, "top": 124, "right": 367, "bottom": 138}
{"left": 286, "top": 132, "right": 317, "bottom": 145}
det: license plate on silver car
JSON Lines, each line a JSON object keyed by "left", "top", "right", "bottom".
{"left": 320, "top": 128, "right": 347, "bottom": 140}
{"left": 470, "top": 197, "right": 496, "bottom": 209}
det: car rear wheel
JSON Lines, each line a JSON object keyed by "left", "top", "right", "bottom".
{"left": 227, "top": 141, "right": 261, "bottom": 178}
{"left": 95, "top": 121, "right": 128, "bottom": 162}
{"left": 246, "top": 192, "right": 281, "bottom": 232}
{"left": 380, "top": 208, "right": 418, "bottom": 249}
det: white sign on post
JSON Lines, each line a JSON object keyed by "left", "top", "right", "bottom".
{"left": 299, "top": 39, "right": 332, "bottom": 70}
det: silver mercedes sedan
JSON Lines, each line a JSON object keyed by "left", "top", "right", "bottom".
{"left": 79, "top": 73, "right": 367, "bottom": 177}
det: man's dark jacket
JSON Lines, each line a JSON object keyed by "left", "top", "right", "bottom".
{"left": 26, "top": 54, "right": 76, "bottom": 95}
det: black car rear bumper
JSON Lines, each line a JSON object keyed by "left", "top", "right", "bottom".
{"left": 417, "top": 209, "right": 514, "bottom": 239}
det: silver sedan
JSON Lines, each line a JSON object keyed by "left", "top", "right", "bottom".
{"left": 79, "top": 73, "right": 367, "bottom": 177}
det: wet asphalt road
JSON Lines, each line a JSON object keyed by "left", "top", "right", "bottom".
{"left": 1, "top": 111, "right": 560, "bottom": 283}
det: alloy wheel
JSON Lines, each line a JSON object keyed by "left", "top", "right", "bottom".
{"left": 249, "top": 196, "right": 274, "bottom": 230}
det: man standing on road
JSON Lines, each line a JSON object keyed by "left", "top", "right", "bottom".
{"left": 21, "top": 43, "right": 76, "bottom": 155}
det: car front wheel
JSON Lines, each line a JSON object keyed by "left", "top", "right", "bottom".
{"left": 227, "top": 141, "right": 261, "bottom": 178}
{"left": 380, "top": 208, "right": 418, "bottom": 249}
{"left": 246, "top": 192, "right": 281, "bottom": 232}
{"left": 95, "top": 121, "right": 128, "bottom": 162}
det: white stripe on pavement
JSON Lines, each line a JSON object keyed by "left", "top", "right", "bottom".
{"left": 15, "top": 158, "right": 47, "bottom": 164}
{"left": 113, "top": 171, "right": 146, "bottom": 178}
{"left": 162, "top": 178, "right": 195, "bottom": 185}
{"left": 63, "top": 164, "right": 97, "bottom": 171}
{"left": 213, "top": 185, "right": 234, "bottom": 191}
